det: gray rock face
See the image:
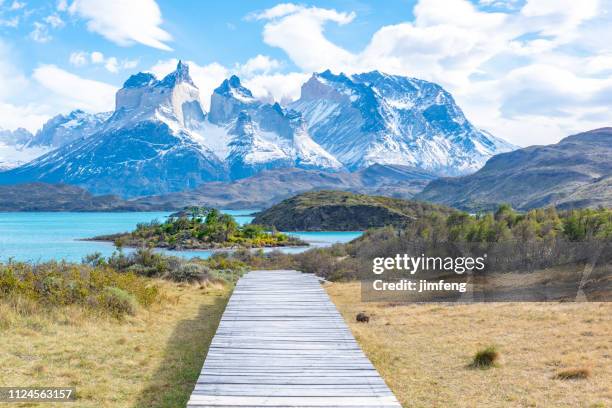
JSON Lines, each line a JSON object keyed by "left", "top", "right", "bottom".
{"left": 417, "top": 128, "right": 612, "bottom": 211}
{"left": 0, "top": 66, "right": 519, "bottom": 198}
{"left": 0, "top": 62, "right": 227, "bottom": 197}
{"left": 290, "top": 70, "right": 515, "bottom": 175}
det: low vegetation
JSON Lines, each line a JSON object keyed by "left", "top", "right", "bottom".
{"left": 327, "top": 282, "right": 612, "bottom": 407}
{"left": 0, "top": 260, "right": 161, "bottom": 319}
{"left": 91, "top": 207, "right": 306, "bottom": 250}
{"left": 0, "top": 248, "right": 237, "bottom": 407}
{"left": 252, "top": 190, "right": 457, "bottom": 231}
{"left": 1, "top": 280, "right": 230, "bottom": 407}
{"left": 246, "top": 205, "right": 612, "bottom": 281}
{"left": 470, "top": 345, "right": 500, "bottom": 369}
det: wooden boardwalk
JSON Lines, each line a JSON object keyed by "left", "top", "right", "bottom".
{"left": 187, "top": 270, "right": 401, "bottom": 408}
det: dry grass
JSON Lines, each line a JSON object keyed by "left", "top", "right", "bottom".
{"left": 326, "top": 282, "right": 612, "bottom": 408}
{"left": 0, "top": 280, "right": 230, "bottom": 408}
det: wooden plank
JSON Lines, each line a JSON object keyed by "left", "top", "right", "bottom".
{"left": 186, "top": 270, "right": 401, "bottom": 408}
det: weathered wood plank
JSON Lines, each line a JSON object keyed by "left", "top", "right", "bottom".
{"left": 186, "top": 270, "right": 401, "bottom": 408}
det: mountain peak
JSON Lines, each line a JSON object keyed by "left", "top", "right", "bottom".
{"left": 123, "top": 72, "right": 157, "bottom": 89}
{"left": 160, "top": 60, "right": 196, "bottom": 88}
{"left": 215, "top": 75, "right": 254, "bottom": 99}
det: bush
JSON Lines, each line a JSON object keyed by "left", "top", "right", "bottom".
{"left": 0, "top": 260, "right": 161, "bottom": 318}
{"left": 167, "top": 263, "right": 210, "bottom": 282}
{"left": 99, "top": 287, "right": 137, "bottom": 318}
{"left": 469, "top": 345, "right": 500, "bottom": 368}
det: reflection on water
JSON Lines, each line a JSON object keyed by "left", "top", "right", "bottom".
{"left": 0, "top": 212, "right": 362, "bottom": 262}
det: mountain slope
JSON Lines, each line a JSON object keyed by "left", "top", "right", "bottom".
{"left": 417, "top": 128, "right": 612, "bottom": 211}
{"left": 0, "top": 67, "right": 516, "bottom": 197}
{"left": 207, "top": 76, "right": 342, "bottom": 178}
{"left": 0, "top": 62, "right": 227, "bottom": 196}
{"left": 290, "top": 70, "right": 515, "bottom": 175}
{"left": 130, "top": 164, "right": 436, "bottom": 209}
{"left": 252, "top": 190, "right": 457, "bottom": 231}
{"left": 28, "top": 110, "right": 111, "bottom": 148}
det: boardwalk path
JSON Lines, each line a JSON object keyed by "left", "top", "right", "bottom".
{"left": 187, "top": 270, "right": 401, "bottom": 407}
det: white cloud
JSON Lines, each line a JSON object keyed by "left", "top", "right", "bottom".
{"left": 243, "top": 72, "right": 309, "bottom": 105}
{"left": 254, "top": 3, "right": 356, "bottom": 72}
{"left": 252, "top": 0, "right": 612, "bottom": 146}
{"left": 10, "top": 1, "right": 25, "bottom": 10}
{"left": 33, "top": 65, "right": 117, "bottom": 112}
{"left": 44, "top": 13, "right": 64, "bottom": 28}
{"left": 90, "top": 51, "right": 104, "bottom": 63}
{"left": 238, "top": 54, "right": 281, "bottom": 76}
{"left": 69, "top": 50, "right": 138, "bottom": 73}
{"left": 0, "top": 16, "right": 19, "bottom": 28}
{"left": 28, "top": 14, "right": 65, "bottom": 43}
{"left": 69, "top": 51, "right": 87, "bottom": 66}
{"left": 68, "top": 0, "right": 172, "bottom": 51}
{"left": 29, "top": 22, "right": 51, "bottom": 43}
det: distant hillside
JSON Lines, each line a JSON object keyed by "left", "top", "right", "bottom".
{"left": 0, "top": 183, "right": 156, "bottom": 211}
{"left": 0, "top": 165, "right": 435, "bottom": 211}
{"left": 417, "top": 128, "right": 612, "bottom": 211}
{"left": 252, "top": 191, "right": 456, "bottom": 231}
{"left": 133, "top": 165, "right": 436, "bottom": 210}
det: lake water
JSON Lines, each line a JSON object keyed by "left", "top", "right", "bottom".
{"left": 0, "top": 212, "right": 362, "bottom": 263}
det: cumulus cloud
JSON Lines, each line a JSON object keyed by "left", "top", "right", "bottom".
{"left": 69, "top": 50, "right": 138, "bottom": 73}
{"left": 238, "top": 54, "right": 282, "bottom": 76}
{"left": 29, "top": 22, "right": 51, "bottom": 43}
{"left": 251, "top": 0, "right": 612, "bottom": 145}
{"left": 252, "top": 3, "right": 356, "bottom": 72}
{"left": 68, "top": 0, "right": 172, "bottom": 51}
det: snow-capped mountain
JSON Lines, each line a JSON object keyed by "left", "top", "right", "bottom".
{"left": 28, "top": 110, "right": 111, "bottom": 148}
{"left": 0, "top": 64, "right": 516, "bottom": 197}
{"left": 206, "top": 75, "right": 341, "bottom": 178}
{"left": 0, "top": 62, "right": 227, "bottom": 196}
{"left": 290, "top": 70, "right": 515, "bottom": 175}
{"left": 0, "top": 127, "right": 51, "bottom": 170}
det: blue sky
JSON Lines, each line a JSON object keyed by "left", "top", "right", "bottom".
{"left": 1, "top": 0, "right": 611, "bottom": 146}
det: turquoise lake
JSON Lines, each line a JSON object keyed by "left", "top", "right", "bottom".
{"left": 0, "top": 212, "right": 362, "bottom": 262}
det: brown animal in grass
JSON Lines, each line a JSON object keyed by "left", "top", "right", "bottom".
{"left": 356, "top": 312, "right": 370, "bottom": 323}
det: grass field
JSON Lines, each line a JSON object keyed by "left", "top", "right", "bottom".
{"left": 0, "top": 280, "right": 230, "bottom": 408}
{"left": 327, "top": 282, "right": 612, "bottom": 408}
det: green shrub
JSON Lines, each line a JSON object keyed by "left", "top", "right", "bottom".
{"left": 99, "top": 287, "right": 137, "bottom": 318}
{"left": 469, "top": 345, "right": 500, "bottom": 368}
{"left": 0, "top": 261, "right": 161, "bottom": 318}
{"left": 167, "top": 263, "right": 210, "bottom": 282}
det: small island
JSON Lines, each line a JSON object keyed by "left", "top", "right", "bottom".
{"left": 89, "top": 207, "right": 307, "bottom": 250}
{"left": 252, "top": 190, "right": 457, "bottom": 231}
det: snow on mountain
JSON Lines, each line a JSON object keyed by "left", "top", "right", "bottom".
{"left": 205, "top": 76, "right": 342, "bottom": 178}
{"left": 0, "top": 61, "right": 226, "bottom": 196}
{"left": 0, "top": 65, "right": 516, "bottom": 196}
{"left": 28, "top": 110, "right": 111, "bottom": 148}
{"left": 290, "top": 70, "right": 516, "bottom": 175}
{"left": 0, "top": 127, "right": 51, "bottom": 170}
